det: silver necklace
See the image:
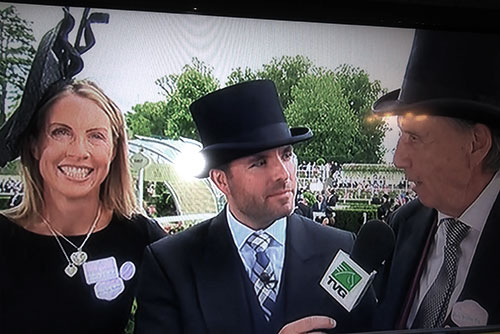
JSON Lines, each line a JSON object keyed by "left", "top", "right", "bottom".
{"left": 41, "top": 206, "right": 102, "bottom": 277}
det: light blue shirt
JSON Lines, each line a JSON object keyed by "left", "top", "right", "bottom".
{"left": 226, "top": 205, "right": 287, "bottom": 294}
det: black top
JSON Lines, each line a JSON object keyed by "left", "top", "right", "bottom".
{"left": 0, "top": 212, "right": 166, "bottom": 334}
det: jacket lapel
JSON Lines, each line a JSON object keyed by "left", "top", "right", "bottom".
{"left": 192, "top": 211, "right": 254, "bottom": 334}
{"left": 280, "top": 215, "right": 335, "bottom": 322}
{"left": 456, "top": 191, "right": 500, "bottom": 324}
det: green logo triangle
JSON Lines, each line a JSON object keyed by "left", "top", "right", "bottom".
{"left": 331, "top": 261, "right": 362, "bottom": 291}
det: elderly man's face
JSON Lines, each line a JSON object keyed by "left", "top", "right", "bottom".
{"left": 221, "top": 145, "right": 297, "bottom": 229}
{"left": 393, "top": 114, "right": 476, "bottom": 215}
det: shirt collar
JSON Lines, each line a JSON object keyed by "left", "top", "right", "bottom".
{"left": 438, "top": 170, "right": 500, "bottom": 232}
{"left": 226, "top": 205, "right": 287, "bottom": 251}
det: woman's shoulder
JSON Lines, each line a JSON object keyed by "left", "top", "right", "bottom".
{"left": 0, "top": 213, "right": 15, "bottom": 231}
{"left": 115, "top": 212, "right": 167, "bottom": 243}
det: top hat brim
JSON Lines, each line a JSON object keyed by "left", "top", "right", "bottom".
{"left": 372, "top": 89, "right": 500, "bottom": 125}
{"left": 196, "top": 126, "right": 312, "bottom": 178}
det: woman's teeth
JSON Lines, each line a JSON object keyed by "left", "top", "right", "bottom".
{"left": 59, "top": 166, "right": 92, "bottom": 179}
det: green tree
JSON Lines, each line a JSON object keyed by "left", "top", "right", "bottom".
{"left": 334, "top": 64, "right": 388, "bottom": 162}
{"left": 0, "top": 5, "right": 36, "bottom": 126}
{"left": 126, "top": 58, "right": 219, "bottom": 140}
{"left": 125, "top": 101, "right": 168, "bottom": 138}
{"left": 227, "top": 55, "right": 315, "bottom": 109}
{"left": 287, "top": 73, "right": 362, "bottom": 163}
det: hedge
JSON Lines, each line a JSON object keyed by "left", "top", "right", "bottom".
{"left": 333, "top": 205, "right": 378, "bottom": 233}
{"left": 0, "top": 196, "right": 10, "bottom": 210}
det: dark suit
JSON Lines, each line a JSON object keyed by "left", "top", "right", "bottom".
{"left": 312, "top": 200, "right": 326, "bottom": 213}
{"left": 135, "top": 211, "right": 376, "bottom": 334}
{"left": 374, "top": 196, "right": 500, "bottom": 330}
{"left": 294, "top": 202, "right": 313, "bottom": 219}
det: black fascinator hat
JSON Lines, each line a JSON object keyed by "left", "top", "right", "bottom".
{"left": 0, "top": 7, "right": 109, "bottom": 167}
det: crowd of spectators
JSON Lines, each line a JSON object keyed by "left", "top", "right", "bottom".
{"left": 0, "top": 177, "right": 24, "bottom": 208}
{"left": 295, "top": 162, "right": 416, "bottom": 225}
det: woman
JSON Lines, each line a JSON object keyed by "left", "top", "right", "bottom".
{"left": 0, "top": 80, "right": 166, "bottom": 333}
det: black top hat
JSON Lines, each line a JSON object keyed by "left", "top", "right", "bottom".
{"left": 372, "top": 29, "right": 500, "bottom": 124}
{"left": 190, "top": 80, "right": 313, "bottom": 178}
{"left": 0, "top": 8, "right": 108, "bottom": 167}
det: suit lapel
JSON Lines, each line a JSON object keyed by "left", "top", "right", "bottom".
{"left": 384, "top": 200, "right": 437, "bottom": 328}
{"left": 457, "top": 192, "right": 500, "bottom": 324}
{"left": 192, "top": 211, "right": 254, "bottom": 334}
{"left": 280, "top": 215, "right": 333, "bottom": 321}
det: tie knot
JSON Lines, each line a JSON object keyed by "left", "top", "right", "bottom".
{"left": 442, "top": 218, "right": 470, "bottom": 248}
{"left": 246, "top": 232, "right": 272, "bottom": 253}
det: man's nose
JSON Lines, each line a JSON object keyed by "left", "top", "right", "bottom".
{"left": 393, "top": 137, "right": 410, "bottom": 169}
{"left": 272, "top": 155, "right": 292, "bottom": 181}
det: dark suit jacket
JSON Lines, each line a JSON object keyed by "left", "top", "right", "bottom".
{"left": 312, "top": 201, "right": 326, "bottom": 212}
{"left": 294, "top": 202, "right": 313, "bottom": 219}
{"left": 135, "top": 211, "right": 376, "bottom": 334}
{"left": 374, "top": 195, "right": 500, "bottom": 330}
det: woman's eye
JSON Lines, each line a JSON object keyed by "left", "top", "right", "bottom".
{"left": 90, "top": 132, "right": 106, "bottom": 140}
{"left": 50, "top": 128, "right": 71, "bottom": 138}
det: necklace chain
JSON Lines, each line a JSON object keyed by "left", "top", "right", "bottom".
{"left": 41, "top": 205, "right": 102, "bottom": 277}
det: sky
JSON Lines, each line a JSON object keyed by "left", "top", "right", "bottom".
{"left": 3, "top": 2, "right": 415, "bottom": 162}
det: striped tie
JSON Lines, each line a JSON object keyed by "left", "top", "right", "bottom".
{"left": 412, "top": 218, "right": 470, "bottom": 328}
{"left": 246, "top": 232, "right": 277, "bottom": 321}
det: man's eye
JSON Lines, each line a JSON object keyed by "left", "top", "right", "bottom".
{"left": 283, "top": 151, "right": 293, "bottom": 160}
{"left": 250, "top": 160, "right": 266, "bottom": 168}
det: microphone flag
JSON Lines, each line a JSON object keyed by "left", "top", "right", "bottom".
{"left": 319, "top": 249, "right": 376, "bottom": 312}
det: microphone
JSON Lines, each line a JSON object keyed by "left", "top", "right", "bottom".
{"left": 320, "top": 219, "right": 395, "bottom": 312}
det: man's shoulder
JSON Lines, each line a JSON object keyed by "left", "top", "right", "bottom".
{"left": 390, "top": 198, "right": 432, "bottom": 220}
{"left": 289, "top": 213, "right": 355, "bottom": 244}
{"left": 148, "top": 215, "right": 218, "bottom": 252}
{"left": 388, "top": 198, "right": 435, "bottom": 232}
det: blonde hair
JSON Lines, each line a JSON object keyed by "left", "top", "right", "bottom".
{"left": 4, "top": 79, "right": 138, "bottom": 221}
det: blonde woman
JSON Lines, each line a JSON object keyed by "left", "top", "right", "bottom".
{"left": 0, "top": 80, "right": 166, "bottom": 333}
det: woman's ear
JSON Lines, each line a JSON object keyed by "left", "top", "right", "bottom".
{"left": 30, "top": 137, "right": 41, "bottom": 160}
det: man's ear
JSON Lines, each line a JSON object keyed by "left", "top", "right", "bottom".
{"left": 209, "top": 169, "right": 230, "bottom": 196}
{"left": 470, "top": 123, "right": 492, "bottom": 167}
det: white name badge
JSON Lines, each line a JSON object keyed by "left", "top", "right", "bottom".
{"left": 83, "top": 257, "right": 119, "bottom": 285}
{"left": 451, "top": 300, "right": 488, "bottom": 327}
{"left": 94, "top": 277, "right": 125, "bottom": 301}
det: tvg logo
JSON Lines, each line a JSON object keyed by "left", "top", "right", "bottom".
{"left": 327, "top": 261, "right": 362, "bottom": 298}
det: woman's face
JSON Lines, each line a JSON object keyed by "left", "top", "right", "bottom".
{"left": 32, "top": 93, "right": 115, "bottom": 202}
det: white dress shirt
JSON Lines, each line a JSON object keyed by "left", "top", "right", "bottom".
{"left": 407, "top": 171, "right": 500, "bottom": 328}
{"left": 226, "top": 205, "right": 287, "bottom": 294}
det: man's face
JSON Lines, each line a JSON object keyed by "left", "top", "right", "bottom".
{"left": 393, "top": 114, "right": 475, "bottom": 215}
{"left": 220, "top": 145, "right": 297, "bottom": 229}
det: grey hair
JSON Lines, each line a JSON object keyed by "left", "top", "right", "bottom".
{"left": 450, "top": 118, "right": 500, "bottom": 173}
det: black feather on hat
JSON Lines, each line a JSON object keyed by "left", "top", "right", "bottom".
{"left": 0, "top": 7, "right": 109, "bottom": 167}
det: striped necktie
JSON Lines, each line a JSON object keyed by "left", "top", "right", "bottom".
{"left": 412, "top": 218, "right": 470, "bottom": 328}
{"left": 246, "top": 232, "right": 277, "bottom": 321}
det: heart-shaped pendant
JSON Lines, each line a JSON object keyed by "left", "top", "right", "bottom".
{"left": 71, "top": 250, "right": 88, "bottom": 266}
{"left": 65, "top": 263, "right": 78, "bottom": 277}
